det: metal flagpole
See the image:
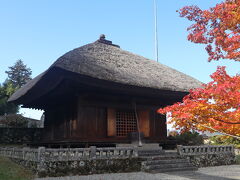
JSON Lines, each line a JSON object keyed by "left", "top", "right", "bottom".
{"left": 154, "top": 0, "right": 159, "bottom": 62}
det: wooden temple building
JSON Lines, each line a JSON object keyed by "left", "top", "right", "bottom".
{"left": 8, "top": 35, "right": 201, "bottom": 147}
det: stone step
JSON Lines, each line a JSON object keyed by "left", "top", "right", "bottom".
{"left": 147, "top": 162, "right": 194, "bottom": 170}
{"left": 141, "top": 150, "right": 198, "bottom": 173}
{"left": 138, "top": 150, "right": 165, "bottom": 157}
{"left": 148, "top": 166, "right": 198, "bottom": 173}
{"left": 145, "top": 158, "right": 189, "bottom": 165}
{"left": 143, "top": 155, "right": 181, "bottom": 160}
{"left": 164, "top": 152, "right": 178, "bottom": 156}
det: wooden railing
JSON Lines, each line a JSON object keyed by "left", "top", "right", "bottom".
{"left": 177, "top": 145, "right": 234, "bottom": 156}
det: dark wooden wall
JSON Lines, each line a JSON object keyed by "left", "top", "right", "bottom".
{"left": 73, "top": 105, "right": 107, "bottom": 139}
{"left": 43, "top": 99, "right": 77, "bottom": 141}
{"left": 42, "top": 97, "right": 167, "bottom": 144}
{"left": 149, "top": 110, "right": 167, "bottom": 140}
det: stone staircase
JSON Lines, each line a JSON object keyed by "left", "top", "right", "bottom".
{"left": 139, "top": 150, "right": 198, "bottom": 173}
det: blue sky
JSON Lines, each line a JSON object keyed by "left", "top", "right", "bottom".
{"left": 0, "top": 0, "right": 240, "bottom": 119}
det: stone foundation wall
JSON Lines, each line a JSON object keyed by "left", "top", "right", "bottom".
{"left": 177, "top": 145, "right": 235, "bottom": 167}
{"left": 13, "top": 158, "right": 142, "bottom": 177}
{"left": 0, "top": 145, "right": 236, "bottom": 177}
{"left": 0, "top": 146, "right": 141, "bottom": 177}
{"left": 185, "top": 154, "right": 235, "bottom": 167}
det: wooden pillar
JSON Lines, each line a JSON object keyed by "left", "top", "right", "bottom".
{"left": 107, "top": 108, "right": 116, "bottom": 137}
{"left": 138, "top": 110, "right": 150, "bottom": 137}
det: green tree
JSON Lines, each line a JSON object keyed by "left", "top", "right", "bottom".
{"left": 5, "top": 59, "right": 32, "bottom": 88}
{"left": 0, "top": 60, "right": 31, "bottom": 116}
{"left": 0, "top": 82, "right": 19, "bottom": 115}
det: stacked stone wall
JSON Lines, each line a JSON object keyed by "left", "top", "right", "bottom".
{"left": 177, "top": 145, "right": 235, "bottom": 167}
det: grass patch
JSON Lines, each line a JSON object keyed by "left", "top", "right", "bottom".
{"left": 236, "top": 155, "right": 240, "bottom": 164}
{"left": 0, "top": 156, "right": 34, "bottom": 180}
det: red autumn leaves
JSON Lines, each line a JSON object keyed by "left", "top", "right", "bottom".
{"left": 179, "top": 0, "right": 240, "bottom": 61}
{"left": 159, "top": 0, "right": 240, "bottom": 137}
{"left": 158, "top": 67, "right": 240, "bottom": 137}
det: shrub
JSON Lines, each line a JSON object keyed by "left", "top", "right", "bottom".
{"left": 0, "top": 114, "right": 28, "bottom": 128}
{"left": 236, "top": 155, "right": 240, "bottom": 164}
{"left": 169, "top": 131, "right": 204, "bottom": 146}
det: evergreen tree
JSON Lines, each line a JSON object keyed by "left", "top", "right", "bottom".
{"left": 0, "top": 59, "right": 32, "bottom": 116}
{"left": 5, "top": 59, "right": 32, "bottom": 88}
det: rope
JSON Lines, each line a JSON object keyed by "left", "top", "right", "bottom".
{"left": 133, "top": 101, "right": 142, "bottom": 147}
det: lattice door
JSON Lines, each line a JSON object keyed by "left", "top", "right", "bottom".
{"left": 116, "top": 110, "right": 137, "bottom": 137}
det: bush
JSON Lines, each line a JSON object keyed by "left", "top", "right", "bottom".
{"left": 169, "top": 131, "right": 204, "bottom": 146}
{"left": 0, "top": 114, "right": 28, "bottom": 128}
{"left": 236, "top": 155, "right": 240, "bottom": 164}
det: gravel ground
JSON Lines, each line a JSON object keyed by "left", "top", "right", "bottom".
{"left": 35, "top": 165, "right": 240, "bottom": 180}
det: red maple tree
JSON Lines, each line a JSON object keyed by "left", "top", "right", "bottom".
{"left": 158, "top": 67, "right": 240, "bottom": 137}
{"left": 159, "top": 0, "right": 240, "bottom": 137}
{"left": 179, "top": 0, "right": 239, "bottom": 61}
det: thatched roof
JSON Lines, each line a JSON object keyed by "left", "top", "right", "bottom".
{"left": 9, "top": 35, "right": 202, "bottom": 103}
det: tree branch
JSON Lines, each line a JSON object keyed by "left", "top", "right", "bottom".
{"left": 201, "top": 115, "right": 240, "bottom": 124}
{"left": 193, "top": 122, "right": 240, "bottom": 139}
